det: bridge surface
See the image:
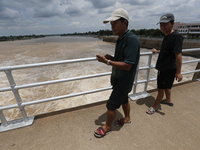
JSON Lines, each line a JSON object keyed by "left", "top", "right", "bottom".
{"left": 0, "top": 81, "right": 200, "bottom": 150}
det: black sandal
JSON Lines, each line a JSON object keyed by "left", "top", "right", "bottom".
{"left": 160, "top": 99, "right": 174, "bottom": 106}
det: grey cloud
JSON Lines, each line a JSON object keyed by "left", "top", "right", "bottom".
{"left": 0, "top": 8, "right": 20, "bottom": 20}
{"left": 63, "top": 2, "right": 86, "bottom": 17}
{"left": 1, "top": 0, "right": 50, "bottom": 14}
{"left": 0, "top": 0, "right": 56, "bottom": 19}
{"left": 86, "top": 0, "right": 155, "bottom": 9}
{"left": 60, "top": 1, "right": 73, "bottom": 6}
{"left": 33, "top": 8, "right": 61, "bottom": 18}
{"left": 1, "top": 0, "right": 200, "bottom": 36}
{"left": 123, "top": 0, "right": 155, "bottom": 5}
{"left": 85, "top": 0, "right": 115, "bottom": 8}
{"left": 33, "top": 1, "right": 84, "bottom": 18}
{"left": 0, "top": 0, "right": 85, "bottom": 20}
{"left": 65, "top": 7, "right": 83, "bottom": 17}
{"left": 0, "top": 1, "right": 5, "bottom": 12}
{"left": 11, "top": 0, "right": 54, "bottom": 8}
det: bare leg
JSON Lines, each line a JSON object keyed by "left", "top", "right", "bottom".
{"left": 146, "top": 88, "right": 165, "bottom": 114}
{"left": 122, "top": 102, "right": 131, "bottom": 123}
{"left": 105, "top": 109, "right": 115, "bottom": 131}
{"left": 165, "top": 89, "right": 172, "bottom": 103}
{"left": 152, "top": 88, "right": 165, "bottom": 109}
{"left": 95, "top": 109, "right": 115, "bottom": 133}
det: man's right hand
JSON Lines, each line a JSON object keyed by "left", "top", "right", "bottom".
{"left": 104, "top": 54, "right": 114, "bottom": 60}
{"left": 152, "top": 48, "right": 160, "bottom": 53}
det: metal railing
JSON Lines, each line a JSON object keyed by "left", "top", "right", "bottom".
{"left": 0, "top": 48, "right": 200, "bottom": 132}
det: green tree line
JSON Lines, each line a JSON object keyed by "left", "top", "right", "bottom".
{"left": 0, "top": 34, "right": 46, "bottom": 41}
{"left": 61, "top": 28, "right": 164, "bottom": 38}
{"left": 1, "top": 29, "right": 164, "bottom": 42}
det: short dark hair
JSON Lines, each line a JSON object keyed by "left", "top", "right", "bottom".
{"left": 170, "top": 20, "right": 174, "bottom": 24}
{"left": 119, "top": 17, "right": 129, "bottom": 28}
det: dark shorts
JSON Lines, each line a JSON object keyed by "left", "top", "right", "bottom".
{"left": 106, "top": 84, "right": 129, "bottom": 110}
{"left": 157, "top": 69, "right": 176, "bottom": 89}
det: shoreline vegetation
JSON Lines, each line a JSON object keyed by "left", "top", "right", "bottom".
{"left": 0, "top": 34, "right": 46, "bottom": 41}
{"left": 0, "top": 28, "right": 182, "bottom": 42}
{"left": 1, "top": 29, "right": 200, "bottom": 58}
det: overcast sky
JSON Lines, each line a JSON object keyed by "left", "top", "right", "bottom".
{"left": 0, "top": 0, "right": 200, "bottom": 36}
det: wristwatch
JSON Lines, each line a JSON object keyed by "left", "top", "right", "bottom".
{"left": 107, "top": 60, "right": 110, "bottom": 65}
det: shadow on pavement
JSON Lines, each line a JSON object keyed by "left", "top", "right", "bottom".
{"left": 136, "top": 96, "right": 165, "bottom": 115}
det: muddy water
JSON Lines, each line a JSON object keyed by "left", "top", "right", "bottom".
{"left": 0, "top": 36, "right": 197, "bottom": 121}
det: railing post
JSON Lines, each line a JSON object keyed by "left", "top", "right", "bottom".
{"left": 133, "top": 65, "right": 139, "bottom": 94}
{"left": 192, "top": 62, "right": 200, "bottom": 80}
{"left": 0, "top": 110, "right": 8, "bottom": 127}
{"left": 129, "top": 53, "right": 152, "bottom": 101}
{"left": 4, "top": 69, "right": 29, "bottom": 122}
{"left": 144, "top": 54, "right": 153, "bottom": 91}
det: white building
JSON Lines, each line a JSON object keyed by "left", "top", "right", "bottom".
{"left": 173, "top": 22, "right": 200, "bottom": 38}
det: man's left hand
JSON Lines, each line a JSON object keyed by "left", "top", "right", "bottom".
{"left": 96, "top": 54, "right": 108, "bottom": 64}
{"left": 175, "top": 73, "right": 182, "bottom": 82}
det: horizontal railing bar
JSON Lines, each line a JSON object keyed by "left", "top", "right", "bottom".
{"left": 0, "top": 87, "right": 112, "bottom": 110}
{"left": 140, "top": 52, "right": 153, "bottom": 56}
{"left": 0, "top": 52, "right": 153, "bottom": 72}
{"left": 182, "top": 59, "right": 200, "bottom": 64}
{"left": 138, "top": 66, "right": 155, "bottom": 70}
{"left": 134, "top": 78, "right": 157, "bottom": 84}
{"left": 182, "top": 48, "right": 200, "bottom": 52}
{"left": 0, "top": 72, "right": 111, "bottom": 92}
{"left": 134, "top": 69, "right": 200, "bottom": 84}
{"left": 19, "top": 72, "right": 111, "bottom": 89}
{"left": 0, "top": 57, "right": 96, "bottom": 71}
{"left": 182, "top": 69, "right": 200, "bottom": 75}
{"left": 22, "top": 87, "right": 112, "bottom": 106}
{"left": 0, "top": 49, "right": 199, "bottom": 72}
{"left": 1, "top": 60, "right": 199, "bottom": 93}
{"left": 0, "top": 87, "right": 11, "bottom": 92}
{"left": 136, "top": 80, "right": 149, "bottom": 84}
{"left": 138, "top": 60, "right": 200, "bottom": 71}
{"left": 149, "top": 78, "right": 157, "bottom": 82}
{"left": 0, "top": 104, "right": 19, "bottom": 110}
{"left": 0, "top": 51, "right": 198, "bottom": 73}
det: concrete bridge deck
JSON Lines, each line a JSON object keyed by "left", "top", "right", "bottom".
{"left": 0, "top": 81, "right": 200, "bottom": 150}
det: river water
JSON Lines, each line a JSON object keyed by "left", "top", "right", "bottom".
{"left": 0, "top": 36, "right": 197, "bottom": 121}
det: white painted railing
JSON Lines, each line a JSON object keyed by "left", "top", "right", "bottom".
{"left": 0, "top": 48, "right": 200, "bottom": 132}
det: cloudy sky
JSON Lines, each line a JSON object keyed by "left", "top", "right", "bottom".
{"left": 0, "top": 0, "right": 200, "bottom": 36}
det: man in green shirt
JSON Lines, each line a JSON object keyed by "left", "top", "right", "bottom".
{"left": 94, "top": 8, "right": 140, "bottom": 138}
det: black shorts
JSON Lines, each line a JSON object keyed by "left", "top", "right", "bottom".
{"left": 106, "top": 85, "right": 129, "bottom": 110}
{"left": 157, "top": 69, "right": 176, "bottom": 89}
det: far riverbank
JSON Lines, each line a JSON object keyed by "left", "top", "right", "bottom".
{"left": 101, "top": 36, "right": 200, "bottom": 58}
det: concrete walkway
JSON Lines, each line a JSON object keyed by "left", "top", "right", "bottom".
{"left": 0, "top": 81, "right": 200, "bottom": 150}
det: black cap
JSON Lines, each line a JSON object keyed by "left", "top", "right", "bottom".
{"left": 157, "top": 13, "right": 174, "bottom": 24}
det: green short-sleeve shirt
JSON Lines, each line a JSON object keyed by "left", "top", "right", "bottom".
{"left": 111, "top": 30, "right": 140, "bottom": 93}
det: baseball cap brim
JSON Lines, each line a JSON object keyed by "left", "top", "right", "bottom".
{"left": 157, "top": 20, "right": 171, "bottom": 24}
{"left": 103, "top": 16, "right": 121, "bottom": 24}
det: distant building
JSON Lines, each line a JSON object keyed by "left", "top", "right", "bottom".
{"left": 173, "top": 22, "right": 200, "bottom": 38}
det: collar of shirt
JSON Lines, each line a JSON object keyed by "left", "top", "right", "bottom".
{"left": 117, "top": 30, "right": 130, "bottom": 42}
